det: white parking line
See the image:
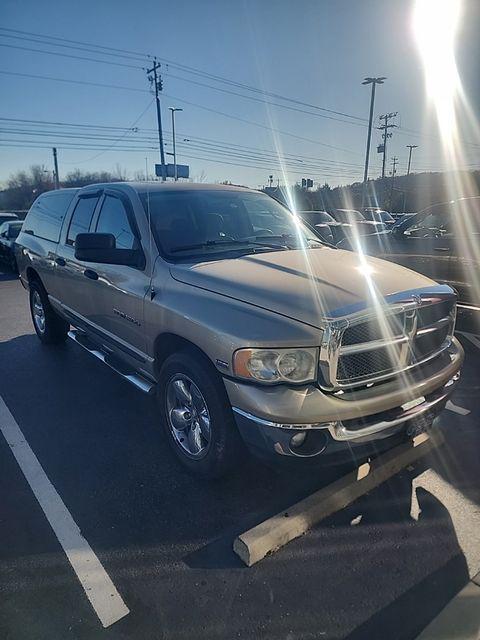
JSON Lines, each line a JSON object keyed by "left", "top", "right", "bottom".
{"left": 410, "top": 469, "right": 480, "bottom": 578}
{"left": 0, "top": 396, "right": 130, "bottom": 628}
{"left": 446, "top": 400, "right": 471, "bottom": 416}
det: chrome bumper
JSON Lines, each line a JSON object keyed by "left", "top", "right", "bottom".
{"left": 233, "top": 371, "right": 459, "bottom": 443}
{"left": 329, "top": 372, "right": 459, "bottom": 441}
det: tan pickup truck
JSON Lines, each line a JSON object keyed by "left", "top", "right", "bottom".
{"left": 16, "top": 183, "right": 463, "bottom": 477}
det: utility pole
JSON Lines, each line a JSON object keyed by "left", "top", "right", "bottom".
{"left": 52, "top": 147, "right": 59, "bottom": 189}
{"left": 146, "top": 59, "right": 166, "bottom": 181}
{"left": 361, "top": 77, "right": 386, "bottom": 206}
{"left": 377, "top": 112, "right": 398, "bottom": 178}
{"left": 169, "top": 107, "right": 183, "bottom": 181}
{"left": 402, "top": 145, "right": 418, "bottom": 213}
{"left": 389, "top": 156, "right": 398, "bottom": 210}
{"left": 406, "top": 144, "right": 418, "bottom": 176}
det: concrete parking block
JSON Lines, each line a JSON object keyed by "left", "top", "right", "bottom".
{"left": 234, "top": 432, "right": 441, "bottom": 567}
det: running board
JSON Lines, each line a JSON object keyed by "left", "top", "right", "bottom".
{"left": 68, "top": 330, "right": 156, "bottom": 395}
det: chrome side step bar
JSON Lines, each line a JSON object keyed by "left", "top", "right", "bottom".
{"left": 68, "top": 330, "right": 156, "bottom": 395}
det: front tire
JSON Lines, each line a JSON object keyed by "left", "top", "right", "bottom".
{"left": 158, "top": 351, "right": 243, "bottom": 478}
{"left": 29, "top": 281, "right": 69, "bottom": 344}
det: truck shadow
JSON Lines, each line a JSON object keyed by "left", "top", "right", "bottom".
{"left": 0, "top": 269, "right": 18, "bottom": 282}
{"left": 343, "top": 485, "right": 470, "bottom": 640}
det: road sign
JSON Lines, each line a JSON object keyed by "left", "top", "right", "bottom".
{"left": 155, "top": 164, "right": 190, "bottom": 179}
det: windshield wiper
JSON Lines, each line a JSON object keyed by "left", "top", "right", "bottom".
{"left": 258, "top": 233, "right": 333, "bottom": 249}
{"left": 170, "top": 239, "right": 289, "bottom": 253}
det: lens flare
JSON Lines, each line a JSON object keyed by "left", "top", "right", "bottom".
{"left": 413, "top": 0, "right": 461, "bottom": 141}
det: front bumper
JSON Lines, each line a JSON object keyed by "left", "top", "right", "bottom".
{"left": 228, "top": 339, "right": 463, "bottom": 463}
{"left": 233, "top": 372, "right": 459, "bottom": 462}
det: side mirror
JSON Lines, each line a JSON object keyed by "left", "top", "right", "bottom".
{"left": 74, "top": 233, "right": 142, "bottom": 267}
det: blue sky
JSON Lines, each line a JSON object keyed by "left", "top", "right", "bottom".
{"left": 1, "top": 0, "right": 479, "bottom": 187}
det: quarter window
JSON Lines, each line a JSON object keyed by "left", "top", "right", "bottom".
{"left": 95, "top": 195, "right": 136, "bottom": 250}
{"left": 24, "top": 191, "right": 76, "bottom": 242}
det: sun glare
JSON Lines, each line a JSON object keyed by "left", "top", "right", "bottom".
{"left": 412, "top": 0, "right": 462, "bottom": 139}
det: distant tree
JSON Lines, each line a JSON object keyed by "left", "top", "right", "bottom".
{"left": 0, "top": 165, "right": 53, "bottom": 210}
{"left": 62, "top": 167, "right": 127, "bottom": 188}
{"left": 194, "top": 169, "right": 208, "bottom": 183}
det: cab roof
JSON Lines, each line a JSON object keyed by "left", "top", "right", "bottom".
{"left": 78, "top": 181, "right": 254, "bottom": 195}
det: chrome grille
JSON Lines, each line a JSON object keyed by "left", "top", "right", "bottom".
{"left": 342, "top": 312, "right": 405, "bottom": 346}
{"left": 336, "top": 347, "right": 397, "bottom": 382}
{"left": 319, "top": 292, "right": 456, "bottom": 390}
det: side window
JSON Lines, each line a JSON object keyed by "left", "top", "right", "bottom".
{"left": 95, "top": 195, "right": 137, "bottom": 250}
{"left": 67, "top": 196, "right": 99, "bottom": 245}
{"left": 24, "top": 190, "right": 76, "bottom": 242}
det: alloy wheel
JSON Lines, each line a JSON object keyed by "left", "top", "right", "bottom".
{"left": 165, "top": 374, "right": 211, "bottom": 459}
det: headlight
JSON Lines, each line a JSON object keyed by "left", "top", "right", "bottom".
{"left": 233, "top": 348, "right": 318, "bottom": 384}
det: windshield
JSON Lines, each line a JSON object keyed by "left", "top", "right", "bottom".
{"left": 379, "top": 211, "right": 394, "bottom": 222}
{"left": 334, "top": 209, "right": 365, "bottom": 223}
{"left": 141, "top": 190, "right": 324, "bottom": 258}
{"left": 404, "top": 200, "right": 480, "bottom": 236}
{"left": 300, "top": 211, "right": 335, "bottom": 225}
{"left": 364, "top": 210, "right": 393, "bottom": 223}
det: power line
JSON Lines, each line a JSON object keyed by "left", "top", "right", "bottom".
{"left": 0, "top": 27, "right": 368, "bottom": 122}
{"left": 62, "top": 99, "right": 154, "bottom": 164}
{"left": 0, "top": 141, "right": 364, "bottom": 178}
{"left": 0, "top": 69, "right": 148, "bottom": 93}
{"left": 0, "top": 42, "right": 142, "bottom": 69}
{"left": 0, "top": 118, "right": 372, "bottom": 167}
{"left": 0, "top": 123, "right": 369, "bottom": 174}
{"left": 0, "top": 40, "right": 366, "bottom": 128}
{"left": 0, "top": 133, "right": 368, "bottom": 175}
{"left": 0, "top": 70, "right": 360, "bottom": 155}
{"left": 2, "top": 27, "right": 480, "bottom": 153}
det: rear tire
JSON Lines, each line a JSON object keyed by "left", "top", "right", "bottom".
{"left": 29, "top": 280, "right": 69, "bottom": 344}
{"left": 157, "top": 351, "right": 243, "bottom": 478}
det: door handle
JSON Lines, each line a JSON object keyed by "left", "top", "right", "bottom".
{"left": 84, "top": 268, "right": 98, "bottom": 280}
{"left": 55, "top": 257, "right": 66, "bottom": 266}
{"left": 434, "top": 247, "right": 450, "bottom": 252}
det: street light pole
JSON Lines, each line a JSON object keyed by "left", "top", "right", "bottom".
{"left": 406, "top": 144, "right": 418, "bottom": 176}
{"left": 361, "top": 76, "right": 386, "bottom": 207}
{"left": 169, "top": 107, "right": 183, "bottom": 181}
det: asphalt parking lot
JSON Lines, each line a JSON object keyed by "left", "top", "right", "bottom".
{"left": 1, "top": 266, "right": 479, "bottom": 640}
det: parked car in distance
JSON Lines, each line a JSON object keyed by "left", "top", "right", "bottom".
{"left": 338, "top": 196, "right": 480, "bottom": 306}
{"left": 16, "top": 183, "right": 463, "bottom": 477}
{"left": 298, "top": 210, "right": 336, "bottom": 244}
{"left": 330, "top": 208, "right": 386, "bottom": 240}
{"left": 0, "top": 220, "right": 23, "bottom": 271}
{"left": 363, "top": 208, "right": 395, "bottom": 226}
{"left": 0, "top": 212, "right": 19, "bottom": 226}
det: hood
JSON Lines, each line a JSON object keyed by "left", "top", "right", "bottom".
{"left": 170, "top": 248, "right": 436, "bottom": 328}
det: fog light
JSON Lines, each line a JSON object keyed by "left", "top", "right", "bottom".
{"left": 290, "top": 432, "right": 307, "bottom": 448}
